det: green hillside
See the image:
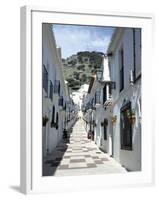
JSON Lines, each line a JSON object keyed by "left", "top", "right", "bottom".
{"left": 62, "top": 51, "right": 103, "bottom": 91}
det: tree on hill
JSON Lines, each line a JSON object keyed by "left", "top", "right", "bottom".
{"left": 63, "top": 51, "right": 103, "bottom": 90}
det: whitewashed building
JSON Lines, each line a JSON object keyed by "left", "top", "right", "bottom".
{"left": 83, "top": 27, "right": 141, "bottom": 171}
{"left": 42, "top": 24, "right": 75, "bottom": 159}
{"left": 82, "top": 57, "right": 115, "bottom": 156}
{"left": 107, "top": 27, "right": 141, "bottom": 171}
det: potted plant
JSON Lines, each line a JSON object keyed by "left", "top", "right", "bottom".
{"left": 43, "top": 115, "right": 49, "bottom": 126}
{"left": 126, "top": 108, "right": 136, "bottom": 124}
{"left": 126, "top": 109, "right": 131, "bottom": 119}
{"left": 131, "top": 109, "right": 136, "bottom": 124}
{"left": 111, "top": 115, "right": 117, "bottom": 124}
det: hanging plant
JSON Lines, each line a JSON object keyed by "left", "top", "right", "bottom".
{"left": 126, "top": 109, "right": 131, "bottom": 119}
{"left": 43, "top": 115, "right": 49, "bottom": 126}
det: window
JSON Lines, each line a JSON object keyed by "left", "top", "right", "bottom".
{"left": 133, "top": 28, "right": 141, "bottom": 80}
{"left": 103, "top": 82, "right": 115, "bottom": 104}
{"left": 120, "top": 101, "right": 132, "bottom": 150}
{"left": 54, "top": 80, "right": 60, "bottom": 95}
{"left": 103, "top": 84, "right": 107, "bottom": 104}
{"left": 58, "top": 82, "right": 60, "bottom": 95}
{"left": 63, "top": 102, "right": 66, "bottom": 111}
{"left": 43, "top": 65, "right": 48, "bottom": 94}
{"left": 51, "top": 106, "right": 55, "bottom": 125}
{"left": 49, "top": 80, "right": 53, "bottom": 100}
{"left": 119, "top": 48, "right": 124, "bottom": 92}
{"left": 56, "top": 113, "right": 59, "bottom": 130}
{"left": 103, "top": 119, "right": 108, "bottom": 140}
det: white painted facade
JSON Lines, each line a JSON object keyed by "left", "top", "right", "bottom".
{"left": 83, "top": 27, "right": 141, "bottom": 171}
{"left": 108, "top": 28, "right": 141, "bottom": 171}
{"left": 83, "top": 59, "right": 113, "bottom": 156}
{"left": 71, "top": 84, "right": 89, "bottom": 110}
{"left": 42, "top": 24, "right": 75, "bottom": 158}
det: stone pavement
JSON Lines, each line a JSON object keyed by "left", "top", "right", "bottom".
{"left": 43, "top": 118, "right": 127, "bottom": 176}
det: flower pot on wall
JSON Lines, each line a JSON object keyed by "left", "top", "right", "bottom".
{"left": 126, "top": 109, "right": 131, "bottom": 119}
{"left": 111, "top": 115, "right": 117, "bottom": 125}
{"left": 131, "top": 115, "right": 136, "bottom": 124}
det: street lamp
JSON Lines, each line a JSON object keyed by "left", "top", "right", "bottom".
{"left": 96, "top": 69, "right": 103, "bottom": 81}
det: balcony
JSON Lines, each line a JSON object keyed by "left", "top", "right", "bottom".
{"left": 104, "top": 97, "right": 113, "bottom": 108}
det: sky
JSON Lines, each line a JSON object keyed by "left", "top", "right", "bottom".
{"left": 53, "top": 24, "right": 115, "bottom": 59}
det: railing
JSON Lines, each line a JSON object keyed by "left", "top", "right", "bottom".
{"left": 104, "top": 97, "right": 113, "bottom": 107}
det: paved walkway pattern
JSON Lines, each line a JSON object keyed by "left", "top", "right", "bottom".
{"left": 43, "top": 118, "right": 127, "bottom": 176}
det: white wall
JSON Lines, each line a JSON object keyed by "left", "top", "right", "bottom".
{"left": 42, "top": 24, "right": 70, "bottom": 155}
{"left": 110, "top": 28, "right": 141, "bottom": 171}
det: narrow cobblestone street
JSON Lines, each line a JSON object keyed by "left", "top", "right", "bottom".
{"left": 43, "top": 118, "right": 127, "bottom": 176}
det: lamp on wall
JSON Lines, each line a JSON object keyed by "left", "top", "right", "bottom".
{"left": 96, "top": 69, "right": 103, "bottom": 81}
